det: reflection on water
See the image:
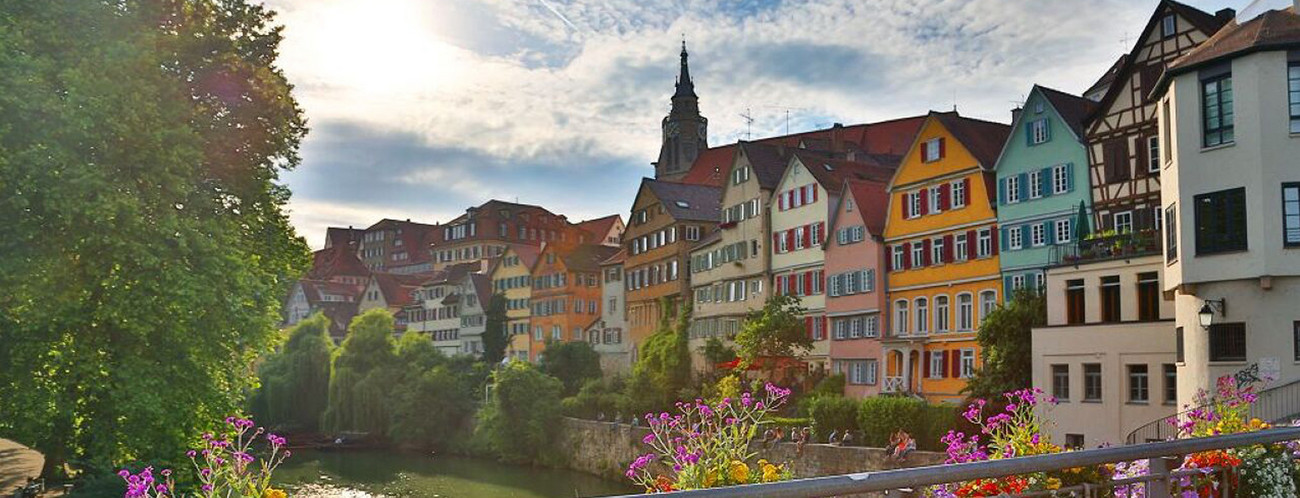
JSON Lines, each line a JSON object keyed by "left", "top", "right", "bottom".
{"left": 272, "top": 450, "right": 636, "bottom": 498}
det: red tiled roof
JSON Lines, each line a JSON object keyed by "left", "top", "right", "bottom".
{"left": 308, "top": 244, "right": 369, "bottom": 280}
{"left": 792, "top": 150, "right": 899, "bottom": 194}
{"left": 575, "top": 214, "right": 623, "bottom": 242}
{"left": 372, "top": 272, "right": 431, "bottom": 308}
{"left": 316, "top": 301, "right": 359, "bottom": 339}
{"left": 843, "top": 178, "right": 891, "bottom": 238}
{"left": 1166, "top": 7, "right": 1300, "bottom": 78}
{"left": 468, "top": 272, "right": 492, "bottom": 308}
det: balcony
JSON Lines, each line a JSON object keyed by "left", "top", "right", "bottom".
{"left": 882, "top": 376, "right": 906, "bottom": 393}
{"left": 1054, "top": 229, "right": 1160, "bottom": 266}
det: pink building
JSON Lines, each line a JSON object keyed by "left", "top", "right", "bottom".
{"left": 825, "top": 179, "right": 891, "bottom": 398}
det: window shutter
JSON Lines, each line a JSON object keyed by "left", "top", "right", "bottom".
{"left": 1004, "top": 275, "right": 1015, "bottom": 295}
{"left": 1065, "top": 163, "right": 1074, "bottom": 192}
{"left": 805, "top": 317, "right": 813, "bottom": 339}
{"left": 779, "top": 192, "right": 787, "bottom": 211}
{"left": 923, "top": 353, "right": 932, "bottom": 378}
{"left": 997, "top": 178, "right": 1007, "bottom": 205}
{"left": 1020, "top": 225, "right": 1030, "bottom": 248}
{"left": 903, "top": 242, "right": 912, "bottom": 270}
{"left": 1045, "top": 221, "right": 1056, "bottom": 244}
{"left": 942, "top": 350, "right": 952, "bottom": 378}
{"left": 886, "top": 245, "right": 894, "bottom": 271}
{"left": 822, "top": 317, "right": 828, "bottom": 338}
{"left": 812, "top": 185, "right": 818, "bottom": 203}
{"left": 943, "top": 234, "right": 954, "bottom": 262}
{"left": 1044, "top": 119, "right": 1052, "bottom": 142}
{"left": 804, "top": 272, "right": 813, "bottom": 294}
{"left": 922, "top": 238, "right": 932, "bottom": 266}
{"left": 967, "top": 230, "right": 977, "bottom": 260}
{"left": 903, "top": 193, "right": 913, "bottom": 218}
{"left": 1025, "top": 122, "right": 1035, "bottom": 146}
{"left": 962, "top": 178, "right": 971, "bottom": 204}
{"left": 1135, "top": 134, "right": 1150, "bottom": 177}
{"left": 786, "top": 230, "right": 795, "bottom": 250}
{"left": 773, "top": 232, "right": 782, "bottom": 253}
{"left": 1040, "top": 168, "right": 1053, "bottom": 197}
{"left": 991, "top": 228, "right": 1000, "bottom": 255}
{"left": 939, "top": 138, "right": 946, "bottom": 158}
{"left": 919, "top": 188, "right": 929, "bottom": 216}
{"left": 1017, "top": 173, "right": 1028, "bottom": 200}
{"left": 951, "top": 350, "right": 962, "bottom": 378}
{"left": 940, "top": 183, "right": 951, "bottom": 210}
{"left": 818, "top": 222, "right": 826, "bottom": 244}
{"left": 803, "top": 224, "right": 812, "bottom": 247}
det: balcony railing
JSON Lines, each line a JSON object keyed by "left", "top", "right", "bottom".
{"left": 1053, "top": 229, "right": 1161, "bottom": 266}
{"left": 882, "top": 376, "right": 905, "bottom": 393}
{"left": 608, "top": 427, "right": 1300, "bottom": 498}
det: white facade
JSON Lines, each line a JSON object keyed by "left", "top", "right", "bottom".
{"left": 593, "top": 260, "right": 632, "bottom": 373}
{"left": 1160, "top": 46, "right": 1300, "bottom": 405}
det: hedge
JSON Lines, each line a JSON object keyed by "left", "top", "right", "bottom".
{"left": 857, "top": 396, "right": 956, "bottom": 451}
{"left": 807, "top": 396, "right": 860, "bottom": 441}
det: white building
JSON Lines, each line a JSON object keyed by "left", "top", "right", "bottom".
{"left": 1155, "top": 3, "right": 1300, "bottom": 407}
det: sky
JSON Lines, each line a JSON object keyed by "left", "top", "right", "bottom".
{"left": 263, "top": 0, "right": 1239, "bottom": 249}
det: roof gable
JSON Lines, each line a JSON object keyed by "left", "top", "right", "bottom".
{"left": 890, "top": 112, "right": 1010, "bottom": 189}
{"left": 992, "top": 85, "right": 1096, "bottom": 171}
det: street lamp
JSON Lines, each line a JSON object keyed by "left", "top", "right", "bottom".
{"left": 1198, "top": 298, "right": 1226, "bottom": 328}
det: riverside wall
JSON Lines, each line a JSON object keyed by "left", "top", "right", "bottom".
{"left": 554, "top": 417, "right": 946, "bottom": 483}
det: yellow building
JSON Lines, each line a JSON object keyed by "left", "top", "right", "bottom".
{"left": 489, "top": 244, "right": 540, "bottom": 362}
{"left": 882, "top": 111, "right": 1010, "bottom": 404}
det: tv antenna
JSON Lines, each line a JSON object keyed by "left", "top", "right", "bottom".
{"left": 763, "top": 105, "right": 810, "bottom": 135}
{"left": 738, "top": 108, "right": 754, "bottom": 140}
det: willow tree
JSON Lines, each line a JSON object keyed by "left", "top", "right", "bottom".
{"left": 0, "top": 0, "right": 308, "bottom": 476}
{"left": 324, "top": 310, "right": 399, "bottom": 436}
{"left": 255, "top": 313, "right": 335, "bottom": 432}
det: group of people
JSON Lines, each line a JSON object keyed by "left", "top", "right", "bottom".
{"left": 759, "top": 426, "right": 911, "bottom": 460}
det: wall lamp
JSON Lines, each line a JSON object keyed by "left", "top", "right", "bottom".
{"left": 1198, "top": 298, "right": 1227, "bottom": 328}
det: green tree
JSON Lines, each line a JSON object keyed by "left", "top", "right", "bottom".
{"left": 734, "top": 295, "right": 811, "bottom": 370}
{"left": 623, "top": 300, "right": 692, "bottom": 415}
{"left": 538, "top": 339, "right": 603, "bottom": 396}
{"left": 963, "top": 287, "right": 1046, "bottom": 399}
{"left": 385, "top": 332, "right": 475, "bottom": 449}
{"left": 475, "top": 362, "right": 564, "bottom": 464}
{"left": 481, "top": 293, "right": 509, "bottom": 365}
{"left": 0, "top": 0, "right": 307, "bottom": 476}
{"left": 699, "top": 337, "right": 737, "bottom": 368}
{"left": 255, "top": 313, "right": 335, "bottom": 432}
{"left": 324, "top": 310, "right": 399, "bottom": 435}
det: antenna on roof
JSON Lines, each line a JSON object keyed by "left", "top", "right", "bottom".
{"left": 762, "top": 105, "right": 810, "bottom": 136}
{"left": 738, "top": 108, "right": 754, "bottom": 140}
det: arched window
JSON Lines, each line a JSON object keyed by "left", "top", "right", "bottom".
{"left": 915, "top": 297, "right": 929, "bottom": 334}
{"left": 957, "top": 293, "right": 974, "bottom": 331}
{"left": 894, "top": 300, "right": 910, "bottom": 335}
{"left": 935, "top": 295, "right": 950, "bottom": 332}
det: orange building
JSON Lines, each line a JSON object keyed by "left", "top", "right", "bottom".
{"left": 882, "top": 111, "right": 1010, "bottom": 403}
{"left": 528, "top": 243, "right": 621, "bottom": 361}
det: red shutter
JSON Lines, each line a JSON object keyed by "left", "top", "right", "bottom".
{"left": 817, "top": 222, "right": 826, "bottom": 244}
{"left": 903, "top": 242, "right": 912, "bottom": 270}
{"left": 943, "top": 234, "right": 954, "bottom": 263}
{"left": 939, "top": 138, "right": 947, "bottom": 158}
{"left": 942, "top": 351, "right": 951, "bottom": 378}
{"left": 952, "top": 350, "right": 962, "bottom": 378}
{"left": 962, "top": 178, "right": 971, "bottom": 205}
{"left": 886, "top": 245, "right": 894, "bottom": 271}
{"left": 804, "top": 272, "right": 813, "bottom": 294}
{"left": 805, "top": 317, "right": 814, "bottom": 339}
{"left": 803, "top": 225, "right": 812, "bottom": 247}
{"left": 786, "top": 230, "right": 795, "bottom": 250}
{"left": 991, "top": 228, "right": 999, "bottom": 256}
{"left": 940, "top": 184, "right": 951, "bottom": 210}
{"left": 922, "top": 238, "right": 932, "bottom": 266}
{"left": 812, "top": 184, "right": 819, "bottom": 203}
{"left": 774, "top": 232, "right": 782, "bottom": 253}
{"left": 966, "top": 230, "right": 977, "bottom": 260}
{"left": 923, "top": 352, "right": 932, "bottom": 378}
{"left": 919, "top": 188, "right": 929, "bottom": 216}
{"left": 901, "top": 193, "right": 911, "bottom": 218}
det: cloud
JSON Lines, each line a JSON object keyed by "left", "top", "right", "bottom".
{"left": 262, "top": 0, "right": 1224, "bottom": 248}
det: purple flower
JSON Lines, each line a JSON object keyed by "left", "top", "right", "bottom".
{"left": 643, "top": 433, "right": 655, "bottom": 444}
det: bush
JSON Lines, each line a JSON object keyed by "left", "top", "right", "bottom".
{"left": 810, "top": 374, "right": 846, "bottom": 398}
{"left": 807, "top": 396, "right": 859, "bottom": 441}
{"left": 538, "top": 339, "right": 603, "bottom": 396}
{"left": 858, "top": 396, "right": 926, "bottom": 447}
{"left": 475, "top": 362, "right": 564, "bottom": 464}
{"left": 561, "top": 376, "right": 628, "bottom": 419}
{"left": 768, "top": 416, "right": 811, "bottom": 432}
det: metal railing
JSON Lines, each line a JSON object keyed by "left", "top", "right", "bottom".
{"left": 1052, "top": 229, "right": 1160, "bottom": 266}
{"left": 608, "top": 427, "right": 1300, "bottom": 498}
{"left": 1126, "top": 376, "right": 1300, "bottom": 444}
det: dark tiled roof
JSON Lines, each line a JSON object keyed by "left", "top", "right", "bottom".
{"left": 931, "top": 111, "right": 1011, "bottom": 169}
{"left": 1167, "top": 0, "right": 1233, "bottom": 36}
{"left": 1084, "top": 54, "right": 1128, "bottom": 100}
{"left": 316, "top": 301, "right": 359, "bottom": 339}
{"left": 324, "top": 227, "right": 363, "bottom": 249}
{"left": 1037, "top": 85, "right": 1098, "bottom": 140}
{"left": 468, "top": 272, "right": 492, "bottom": 308}
{"left": 691, "top": 228, "right": 724, "bottom": 251}
{"left": 1167, "top": 7, "right": 1300, "bottom": 76}
{"left": 599, "top": 248, "right": 626, "bottom": 266}
{"left": 308, "top": 244, "right": 369, "bottom": 280}
{"left": 738, "top": 141, "right": 793, "bottom": 190}
{"left": 642, "top": 179, "right": 722, "bottom": 222}
{"left": 843, "top": 179, "right": 891, "bottom": 237}
{"left": 560, "top": 244, "right": 623, "bottom": 272}
{"left": 792, "top": 150, "right": 898, "bottom": 194}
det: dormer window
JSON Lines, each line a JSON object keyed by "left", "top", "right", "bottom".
{"left": 1033, "top": 101, "right": 1044, "bottom": 114}
{"left": 1161, "top": 15, "right": 1176, "bottom": 38}
{"left": 675, "top": 201, "right": 690, "bottom": 209}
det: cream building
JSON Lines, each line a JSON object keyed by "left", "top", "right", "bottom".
{"left": 1155, "top": 4, "right": 1300, "bottom": 407}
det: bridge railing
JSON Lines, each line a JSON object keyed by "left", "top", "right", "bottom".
{"left": 608, "top": 427, "right": 1300, "bottom": 498}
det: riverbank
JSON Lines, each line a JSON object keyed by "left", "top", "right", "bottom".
{"left": 0, "top": 438, "right": 43, "bottom": 495}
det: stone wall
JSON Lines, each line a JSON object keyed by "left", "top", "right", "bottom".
{"left": 554, "top": 418, "right": 945, "bottom": 483}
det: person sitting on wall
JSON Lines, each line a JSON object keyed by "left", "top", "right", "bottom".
{"left": 840, "top": 431, "right": 853, "bottom": 446}
{"left": 631, "top": 415, "right": 640, "bottom": 427}
{"left": 796, "top": 427, "right": 811, "bottom": 455}
{"left": 891, "top": 430, "right": 915, "bottom": 461}
{"left": 827, "top": 430, "right": 839, "bottom": 445}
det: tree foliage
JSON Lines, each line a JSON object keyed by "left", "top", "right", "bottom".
{"left": 624, "top": 300, "right": 692, "bottom": 415}
{"left": 734, "top": 295, "right": 811, "bottom": 367}
{"left": 481, "top": 293, "right": 509, "bottom": 365}
{"left": 475, "top": 362, "right": 564, "bottom": 464}
{"left": 699, "top": 337, "right": 737, "bottom": 367}
{"left": 253, "top": 313, "right": 335, "bottom": 432}
{"left": 385, "top": 333, "right": 475, "bottom": 449}
{"left": 324, "top": 310, "right": 399, "bottom": 436}
{"left": 0, "top": 0, "right": 308, "bottom": 476}
{"left": 964, "top": 287, "right": 1046, "bottom": 399}
{"left": 538, "top": 339, "right": 603, "bottom": 396}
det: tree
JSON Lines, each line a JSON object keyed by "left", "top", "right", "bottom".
{"left": 733, "top": 295, "right": 811, "bottom": 369}
{"left": 475, "top": 362, "right": 564, "bottom": 464}
{"left": 963, "top": 287, "right": 1046, "bottom": 399}
{"left": 255, "top": 313, "right": 335, "bottom": 432}
{"left": 324, "top": 310, "right": 399, "bottom": 435}
{"left": 538, "top": 339, "right": 603, "bottom": 396}
{"left": 481, "top": 293, "right": 509, "bottom": 365}
{"left": 699, "top": 337, "right": 738, "bottom": 369}
{"left": 0, "top": 0, "right": 308, "bottom": 476}
{"left": 623, "top": 300, "right": 692, "bottom": 415}
{"left": 385, "top": 332, "right": 475, "bottom": 449}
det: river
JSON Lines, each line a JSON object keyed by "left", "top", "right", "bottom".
{"left": 272, "top": 450, "right": 637, "bottom": 498}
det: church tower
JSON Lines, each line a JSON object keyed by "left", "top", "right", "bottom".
{"left": 654, "top": 41, "right": 708, "bottom": 181}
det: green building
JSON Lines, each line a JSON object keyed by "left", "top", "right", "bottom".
{"left": 992, "top": 85, "right": 1097, "bottom": 293}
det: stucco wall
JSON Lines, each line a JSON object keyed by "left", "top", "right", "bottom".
{"left": 554, "top": 418, "right": 945, "bottom": 483}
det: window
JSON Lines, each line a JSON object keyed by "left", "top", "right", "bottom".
{"left": 845, "top": 360, "right": 878, "bottom": 385}
{"left": 892, "top": 246, "right": 904, "bottom": 271}
{"left": 957, "top": 293, "right": 973, "bottom": 331}
{"left": 894, "top": 300, "right": 909, "bottom": 335}
{"left": 732, "top": 165, "right": 750, "bottom": 185}
{"left": 1083, "top": 363, "right": 1102, "bottom": 401}
{"left": 1114, "top": 211, "right": 1133, "bottom": 233}
{"left": 1176, "top": 327, "right": 1185, "bottom": 363}
{"left": 1055, "top": 219, "right": 1072, "bottom": 244}
{"left": 1008, "top": 225, "right": 1023, "bottom": 250}
{"left": 1028, "top": 170, "right": 1042, "bottom": 199}
{"left": 1012, "top": 274, "right": 1025, "bottom": 291}
{"left": 923, "top": 138, "right": 942, "bottom": 162}
{"left": 960, "top": 349, "right": 975, "bottom": 378}
{"left": 1137, "top": 272, "right": 1160, "bottom": 321}
{"left": 1128, "top": 365, "right": 1149, "bottom": 403}
{"left": 932, "top": 237, "right": 944, "bottom": 264}
{"left": 1284, "top": 184, "right": 1300, "bottom": 246}
{"left": 1030, "top": 119, "right": 1049, "bottom": 145}
{"left": 1161, "top": 14, "right": 1176, "bottom": 38}
{"left": 911, "top": 192, "right": 922, "bottom": 218}
{"left": 1052, "top": 164, "right": 1069, "bottom": 195}
{"left": 1195, "top": 187, "right": 1247, "bottom": 255}
{"left": 1051, "top": 364, "right": 1070, "bottom": 401}
{"left": 1163, "top": 364, "right": 1177, "bottom": 405}
{"left": 911, "top": 243, "right": 924, "bottom": 268}
{"left": 1006, "top": 175, "right": 1021, "bottom": 203}
{"left": 1031, "top": 224, "right": 1046, "bottom": 247}
{"left": 1290, "top": 63, "right": 1300, "bottom": 133}
{"left": 952, "top": 180, "right": 967, "bottom": 208}
{"left": 979, "top": 290, "right": 997, "bottom": 323}
{"left": 915, "top": 298, "right": 929, "bottom": 334}
{"left": 1209, "top": 322, "right": 1247, "bottom": 362}
{"left": 1294, "top": 321, "right": 1300, "bottom": 362}
{"left": 1202, "top": 73, "right": 1234, "bottom": 147}
{"left": 977, "top": 229, "right": 993, "bottom": 257}
{"left": 551, "top": 325, "right": 562, "bottom": 340}
{"left": 929, "top": 186, "right": 942, "bottom": 213}
{"left": 1147, "top": 136, "right": 1160, "bottom": 173}
{"left": 1100, "top": 276, "right": 1121, "bottom": 323}
{"left": 929, "top": 352, "right": 944, "bottom": 379}
{"left": 1066, "top": 279, "right": 1086, "bottom": 325}
{"left": 954, "top": 234, "right": 968, "bottom": 261}
{"left": 1065, "top": 434, "right": 1085, "bottom": 449}
{"left": 934, "top": 296, "right": 950, "bottom": 332}
{"left": 1166, "top": 205, "right": 1179, "bottom": 262}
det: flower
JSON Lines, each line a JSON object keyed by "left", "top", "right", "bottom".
{"left": 727, "top": 460, "right": 750, "bottom": 483}
{"left": 262, "top": 489, "right": 286, "bottom": 498}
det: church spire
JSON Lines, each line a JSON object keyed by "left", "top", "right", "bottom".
{"left": 675, "top": 39, "right": 696, "bottom": 98}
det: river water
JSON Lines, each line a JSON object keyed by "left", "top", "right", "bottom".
{"left": 272, "top": 450, "right": 637, "bottom": 498}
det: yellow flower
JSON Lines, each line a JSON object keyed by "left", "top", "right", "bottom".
{"left": 704, "top": 470, "right": 718, "bottom": 487}
{"left": 1046, "top": 477, "right": 1062, "bottom": 490}
{"left": 761, "top": 463, "right": 781, "bottom": 483}
{"left": 728, "top": 460, "right": 750, "bottom": 483}
{"left": 263, "top": 489, "right": 287, "bottom": 498}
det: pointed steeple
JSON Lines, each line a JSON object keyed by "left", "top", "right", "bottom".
{"left": 675, "top": 39, "right": 696, "bottom": 98}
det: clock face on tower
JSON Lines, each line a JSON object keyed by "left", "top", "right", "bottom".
{"left": 665, "top": 122, "right": 680, "bottom": 137}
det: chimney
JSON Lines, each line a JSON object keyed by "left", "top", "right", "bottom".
{"left": 1216, "top": 8, "right": 1235, "bottom": 23}
{"left": 830, "top": 122, "right": 844, "bottom": 153}
{"left": 1011, "top": 107, "right": 1022, "bottom": 124}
